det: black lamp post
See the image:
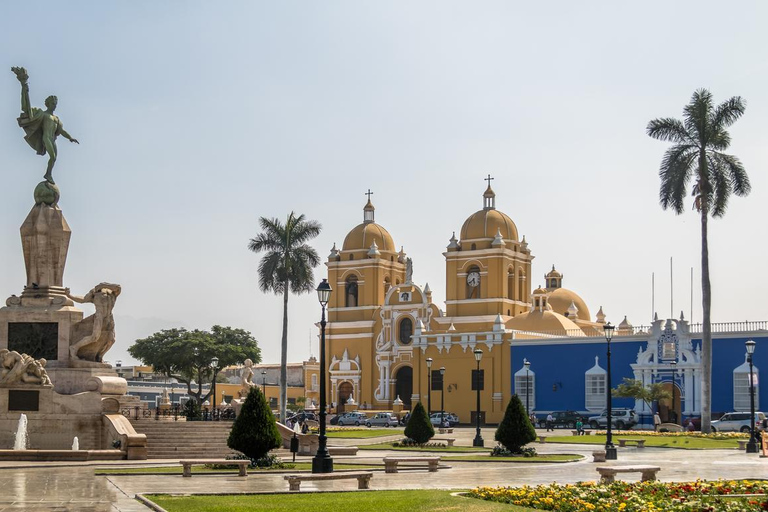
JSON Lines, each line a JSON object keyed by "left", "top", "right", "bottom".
{"left": 426, "top": 357, "right": 433, "bottom": 415}
{"left": 261, "top": 370, "right": 267, "bottom": 396}
{"left": 473, "top": 349, "right": 484, "bottom": 447}
{"left": 439, "top": 366, "right": 446, "bottom": 429}
{"left": 604, "top": 323, "right": 617, "bottom": 460}
{"left": 746, "top": 339, "right": 759, "bottom": 453}
{"left": 211, "top": 356, "right": 219, "bottom": 414}
{"left": 524, "top": 359, "right": 531, "bottom": 417}
{"left": 670, "top": 360, "right": 677, "bottom": 424}
{"left": 312, "top": 278, "right": 334, "bottom": 473}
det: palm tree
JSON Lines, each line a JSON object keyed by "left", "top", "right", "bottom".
{"left": 249, "top": 212, "right": 321, "bottom": 423}
{"left": 647, "top": 89, "right": 751, "bottom": 433}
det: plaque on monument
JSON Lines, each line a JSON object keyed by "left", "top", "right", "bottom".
{"left": 8, "top": 322, "right": 58, "bottom": 360}
{"left": 8, "top": 389, "right": 40, "bottom": 411}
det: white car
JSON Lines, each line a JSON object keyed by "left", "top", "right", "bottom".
{"left": 430, "top": 412, "right": 459, "bottom": 427}
{"left": 336, "top": 412, "right": 368, "bottom": 426}
{"left": 365, "top": 412, "right": 399, "bottom": 428}
{"left": 711, "top": 412, "right": 766, "bottom": 433}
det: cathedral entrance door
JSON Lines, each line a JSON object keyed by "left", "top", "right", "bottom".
{"left": 394, "top": 366, "right": 413, "bottom": 409}
{"left": 658, "top": 382, "right": 682, "bottom": 424}
{"left": 338, "top": 382, "right": 353, "bottom": 414}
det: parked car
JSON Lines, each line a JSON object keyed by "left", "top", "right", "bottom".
{"left": 588, "top": 408, "right": 638, "bottom": 429}
{"left": 365, "top": 412, "right": 399, "bottom": 428}
{"left": 336, "top": 412, "right": 368, "bottom": 426}
{"left": 711, "top": 412, "right": 766, "bottom": 433}
{"left": 430, "top": 412, "right": 459, "bottom": 427}
{"left": 287, "top": 411, "right": 317, "bottom": 425}
{"left": 537, "top": 410, "right": 589, "bottom": 429}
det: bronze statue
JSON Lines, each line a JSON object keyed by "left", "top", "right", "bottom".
{"left": 11, "top": 66, "right": 79, "bottom": 184}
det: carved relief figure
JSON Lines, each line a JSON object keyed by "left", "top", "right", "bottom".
{"left": 0, "top": 349, "right": 52, "bottom": 386}
{"left": 66, "top": 283, "right": 121, "bottom": 362}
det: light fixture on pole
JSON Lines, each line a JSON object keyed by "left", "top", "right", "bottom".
{"left": 473, "top": 349, "right": 484, "bottom": 447}
{"left": 211, "top": 356, "right": 219, "bottom": 416}
{"left": 746, "top": 339, "right": 759, "bottom": 453}
{"left": 603, "top": 323, "right": 617, "bottom": 460}
{"left": 439, "top": 366, "right": 446, "bottom": 429}
{"left": 524, "top": 359, "right": 531, "bottom": 417}
{"left": 312, "top": 279, "right": 334, "bottom": 473}
{"left": 426, "top": 357, "right": 433, "bottom": 415}
{"left": 670, "top": 360, "right": 678, "bottom": 424}
{"left": 261, "top": 370, "right": 267, "bottom": 396}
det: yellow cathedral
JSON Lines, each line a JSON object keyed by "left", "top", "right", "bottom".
{"left": 324, "top": 181, "right": 610, "bottom": 424}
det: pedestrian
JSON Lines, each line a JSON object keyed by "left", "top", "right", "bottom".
{"left": 686, "top": 417, "right": 695, "bottom": 432}
{"left": 576, "top": 419, "right": 584, "bottom": 435}
{"left": 653, "top": 411, "right": 662, "bottom": 431}
{"left": 301, "top": 420, "right": 309, "bottom": 435}
{"left": 546, "top": 413, "right": 554, "bottom": 432}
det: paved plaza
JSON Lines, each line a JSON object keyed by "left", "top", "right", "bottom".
{"left": 1, "top": 428, "right": 767, "bottom": 511}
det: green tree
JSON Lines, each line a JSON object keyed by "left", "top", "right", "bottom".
{"left": 613, "top": 378, "right": 671, "bottom": 414}
{"left": 228, "top": 387, "right": 282, "bottom": 460}
{"left": 129, "top": 325, "right": 261, "bottom": 405}
{"left": 647, "top": 89, "right": 751, "bottom": 433}
{"left": 404, "top": 402, "right": 434, "bottom": 444}
{"left": 495, "top": 395, "right": 536, "bottom": 453}
{"left": 248, "top": 212, "right": 321, "bottom": 422}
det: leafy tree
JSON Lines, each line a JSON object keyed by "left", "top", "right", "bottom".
{"left": 228, "top": 387, "right": 281, "bottom": 460}
{"left": 613, "top": 378, "right": 671, "bottom": 414}
{"left": 647, "top": 89, "right": 751, "bottom": 433}
{"left": 404, "top": 402, "right": 434, "bottom": 444}
{"left": 129, "top": 325, "right": 261, "bottom": 405}
{"left": 495, "top": 395, "right": 536, "bottom": 453}
{"left": 248, "top": 212, "right": 321, "bottom": 422}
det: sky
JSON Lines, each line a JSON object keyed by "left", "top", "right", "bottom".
{"left": 1, "top": 2, "right": 767, "bottom": 367}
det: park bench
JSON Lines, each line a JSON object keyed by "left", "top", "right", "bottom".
{"left": 537, "top": 435, "right": 549, "bottom": 443}
{"left": 284, "top": 471, "right": 373, "bottom": 491}
{"left": 618, "top": 438, "right": 646, "bottom": 448}
{"left": 179, "top": 459, "right": 250, "bottom": 477}
{"left": 438, "top": 428, "right": 454, "bottom": 434}
{"left": 592, "top": 450, "right": 606, "bottom": 462}
{"left": 596, "top": 465, "right": 660, "bottom": 483}
{"left": 328, "top": 446, "right": 359, "bottom": 455}
{"left": 571, "top": 430, "right": 592, "bottom": 436}
{"left": 383, "top": 456, "right": 440, "bottom": 473}
{"left": 432, "top": 437, "right": 456, "bottom": 447}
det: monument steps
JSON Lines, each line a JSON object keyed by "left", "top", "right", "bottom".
{"left": 130, "top": 420, "right": 236, "bottom": 459}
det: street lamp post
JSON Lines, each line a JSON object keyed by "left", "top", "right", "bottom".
{"left": 604, "top": 323, "right": 617, "bottom": 460}
{"left": 261, "top": 370, "right": 267, "bottom": 396}
{"left": 312, "top": 279, "right": 334, "bottom": 473}
{"left": 211, "top": 356, "right": 219, "bottom": 417}
{"left": 746, "top": 340, "right": 759, "bottom": 453}
{"left": 426, "top": 357, "right": 433, "bottom": 415}
{"left": 473, "top": 349, "right": 484, "bottom": 447}
{"left": 670, "top": 360, "right": 677, "bottom": 424}
{"left": 524, "top": 359, "right": 531, "bottom": 417}
{"left": 439, "top": 367, "right": 446, "bottom": 429}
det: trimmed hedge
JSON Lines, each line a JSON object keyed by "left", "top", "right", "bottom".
{"left": 227, "top": 387, "right": 281, "bottom": 460}
{"left": 495, "top": 395, "right": 536, "bottom": 453}
{"left": 404, "top": 402, "right": 434, "bottom": 444}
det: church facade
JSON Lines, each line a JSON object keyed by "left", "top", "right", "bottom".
{"left": 323, "top": 182, "right": 767, "bottom": 426}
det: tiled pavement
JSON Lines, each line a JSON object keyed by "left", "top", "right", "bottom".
{"left": 0, "top": 428, "right": 766, "bottom": 511}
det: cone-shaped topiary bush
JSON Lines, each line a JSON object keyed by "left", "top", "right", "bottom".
{"left": 228, "top": 387, "right": 282, "bottom": 460}
{"left": 404, "top": 401, "right": 434, "bottom": 444}
{"left": 495, "top": 394, "right": 536, "bottom": 453}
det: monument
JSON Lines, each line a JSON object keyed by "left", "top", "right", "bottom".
{"left": 0, "top": 67, "right": 146, "bottom": 459}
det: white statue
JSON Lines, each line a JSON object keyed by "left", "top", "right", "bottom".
{"left": 405, "top": 257, "right": 413, "bottom": 284}
{"left": 67, "top": 283, "right": 121, "bottom": 362}
{"left": 239, "top": 358, "right": 256, "bottom": 397}
{"left": 0, "top": 349, "right": 52, "bottom": 386}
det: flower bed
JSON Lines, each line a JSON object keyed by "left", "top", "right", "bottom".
{"left": 469, "top": 480, "right": 768, "bottom": 511}
{"left": 595, "top": 430, "right": 748, "bottom": 440}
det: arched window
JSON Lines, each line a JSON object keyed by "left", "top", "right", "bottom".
{"left": 734, "top": 358, "right": 759, "bottom": 411}
{"left": 507, "top": 268, "right": 515, "bottom": 300}
{"left": 514, "top": 361, "right": 535, "bottom": 411}
{"left": 584, "top": 356, "right": 607, "bottom": 412}
{"left": 471, "top": 243, "right": 477, "bottom": 251}
{"left": 384, "top": 277, "right": 391, "bottom": 294}
{"left": 349, "top": 254, "right": 354, "bottom": 261}
{"left": 398, "top": 317, "right": 413, "bottom": 344}
{"left": 311, "top": 374, "right": 318, "bottom": 391}
{"left": 345, "top": 276, "right": 358, "bottom": 307}
{"left": 518, "top": 269, "right": 526, "bottom": 303}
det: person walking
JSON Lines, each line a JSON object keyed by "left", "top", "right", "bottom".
{"left": 546, "top": 413, "right": 554, "bottom": 432}
{"left": 654, "top": 411, "right": 662, "bottom": 431}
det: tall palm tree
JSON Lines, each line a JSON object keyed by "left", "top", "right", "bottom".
{"left": 249, "top": 212, "right": 321, "bottom": 423}
{"left": 647, "top": 89, "right": 751, "bottom": 433}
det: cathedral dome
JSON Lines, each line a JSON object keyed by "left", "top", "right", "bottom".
{"left": 548, "top": 288, "right": 591, "bottom": 322}
{"left": 342, "top": 222, "right": 396, "bottom": 253}
{"left": 507, "top": 310, "right": 585, "bottom": 336}
{"left": 460, "top": 208, "right": 519, "bottom": 241}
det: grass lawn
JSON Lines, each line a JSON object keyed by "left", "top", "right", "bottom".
{"left": 324, "top": 428, "right": 404, "bottom": 439}
{"left": 148, "top": 490, "right": 530, "bottom": 512}
{"left": 545, "top": 434, "right": 740, "bottom": 449}
{"left": 443, "top": 453, "right": 582, "bottom": 463}
{"left": 96, "top": 462, "right": 378, "bottom": 475}
{"left": 358, "top": 442, "right": 488, "bottom": 452}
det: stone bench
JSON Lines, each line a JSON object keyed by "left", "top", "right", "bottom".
{"left": 284, "top": 471, "right": 373, "bottom": 491}
{"left": 571, "top": 430, "right": 592, "bottom": 436}
{"left": 438, "top": 428, "right": 454, "bottom": 434}
{"left": 383, "top": 456, "right": 440, "bottom": 473}
{"left": 328, "top": 446, "right": 359, "bottom": 456}
{"left": 179, "top": 459, "right": 250, "bottom": 477}
{"left": 592, "top": 450, "right": 606, "bottom": 462}
{"left": 738, "top": 439, "right": 749, "bottom": 450}
{"left": 538, "top": 435, "right": 549, "bottom": 443}
{"left": 596, "top": 465, "right": 660, "bottom": 483}
{"left": 618, "top": 438, "right": 646, "bottom": 448}
{"left": 432, "top": 437, "right": 455, "bottom": 447}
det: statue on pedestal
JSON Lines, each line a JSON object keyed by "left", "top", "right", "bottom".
{"left": 239, "top": 359, "right": 256, "bottom": 397}
{"left": 66, "top": 283, "right": 121, "bottom": 362}
{"left": 11, "top": 66, "right": 79, "bottom": 185}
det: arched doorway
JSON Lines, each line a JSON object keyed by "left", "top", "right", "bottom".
{"left": 338, "top": 382, "right": 353, "bottom": 414}
{"left": 658, "top": 382, "right": 682, "bottom": 424}
{"left": 394, "top": 366, "right": 413, "bottom": 409}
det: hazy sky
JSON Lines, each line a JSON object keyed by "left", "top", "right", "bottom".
{"left": 1, "top": 2, "right": 766, "bottom": 366}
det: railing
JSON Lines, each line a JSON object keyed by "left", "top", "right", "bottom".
{"left": 120, "top": 404, "right": 236, "bottom": 422}
{"left": 510, "top": 320, "right": 768, "bottom": 340}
